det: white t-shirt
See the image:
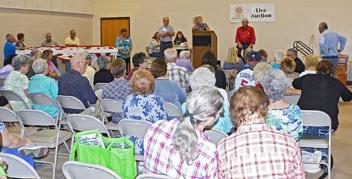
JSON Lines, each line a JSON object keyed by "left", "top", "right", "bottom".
{"left": 234, "top": 69, "right": 255, "bottom": 91}
{"left": 299, "top": 70, "right": 316, "bottom": 77}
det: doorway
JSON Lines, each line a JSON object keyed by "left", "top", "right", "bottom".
{"left": 100, "top": 17, "right": 130, "bottom": 47}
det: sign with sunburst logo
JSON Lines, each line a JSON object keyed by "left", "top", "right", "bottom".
{"left": 230, "top": 3, "right": 275, "bottom": 23}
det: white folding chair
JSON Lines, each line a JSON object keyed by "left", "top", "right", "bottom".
{"left": 204, "top": 129, "right": 228, "bottom": 144}
{"left": 0, "top": 89, "right": 30, "bottom": 109}
{"left": 62, "top": 161, "right": 121, "bottom": 179}
{"left": 284, "top": 95, "right": 300, "bottom": 105}
{"left": 223, "top": 70, "right": 231, "bottom": 92}
{"left": 100, "top": 98, "right": 124, "bottom": 131}
{"left": 67, "top": 114, "right": 111, "bottom": 150}
{"left": 0, "top": 152, "right": 41, "bottom": 179}
{"left": 94, "top": 83, "right": 108, "bottom": 91}
{"left": 118, "top": 119, "right": 153, "bottom": 161}
{"left": 17, "top": 110, "right": 71, "bottom": 179}
{"left": 136, "top": 173, "right": 172, "bottom": 179}
{"left": 165, "top": 102, "right": 182, "bottom": 119}
{"left": 57, "top": 95, "right": 86, "bottom": 113}
{"left": 0, "top": 107, "right": 27, "bottom": 136}
{"left": 28, "top": 93, "right": 62, "bottom": 121}
{"left": 299, "top": 110, "right": 332, "bottom": 179}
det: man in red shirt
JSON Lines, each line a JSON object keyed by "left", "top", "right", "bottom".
{"left": 235, "top": 17, "right": 256, "bottom": 59}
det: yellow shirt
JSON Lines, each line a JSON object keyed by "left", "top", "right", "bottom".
{"left": 64, "top": 37, "right": 80, "bottom": 46}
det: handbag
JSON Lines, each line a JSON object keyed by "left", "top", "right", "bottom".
{"left": 70, "top": 130, "right": 137, "bottom": 179}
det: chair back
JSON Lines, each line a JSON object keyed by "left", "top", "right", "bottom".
{"left": 0, "top": 89, "right": 30, "bottom": 109}
{"left": 62, "top": 161, "right": 121, "bottom": 179}
{"left": 94, "top": 83, "right": 108, "bottom": 91}
{"left": 283, "top": 95, "right": 300, "bottom": 105}
{"left": 0, "top": 153, "right": 40, "bottom": 179}
{"left": 17, "top": 110, "right": 56, "bottom": 127}
{"left": 100, "top": 99, "right": 124, "bottom": 113}
{"left": 165, "top": 102, "right": 182, "bottom": 118}
{"left": 204, "top": 129, "right": 228, "bottom": 144}
{"left": 67, "top": 114, "right": 110, "bottom": 136}
{"left": 29, "top": 93, "right": 57, "bottom": 106}
{"left": 0, "top": 107, "right": 22, "bottom": 123}
{"left": 57, "top": 95, "right": 86, "bottom": 111}
{"left": 136, "top": 173, "right": 172, "bottom": 179}
{"left": 118, "top": 119, "right": 152, "bottom": 139}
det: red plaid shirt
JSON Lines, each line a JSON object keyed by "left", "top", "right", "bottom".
{"left": 235, "top": 26, "right": 256, "bottom": 45}
{"left": 144, "top": 119, "right": 219, "bottom": 179}
{"left": 217, "top": 123, "right": 305, "bottom": 179}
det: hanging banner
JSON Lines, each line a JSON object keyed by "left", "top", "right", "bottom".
{"left": 229, "top": 3, "right": 275, "bottom": 23}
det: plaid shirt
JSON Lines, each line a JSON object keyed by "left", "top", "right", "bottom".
{"left": 167, "top": 63, "right": 190, "bottom": 92}
{"left": 102, "top": 79, "right": 131, "bottom": 123}
{"left": 144, "top": 119, "right": 219, "bottom": 179}
{"left": 217, "top": 123, "right": 305, "bottom": 179}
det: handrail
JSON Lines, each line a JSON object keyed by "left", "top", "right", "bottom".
{"left": 293, "top": 41, "right": 313, "bottom": 56}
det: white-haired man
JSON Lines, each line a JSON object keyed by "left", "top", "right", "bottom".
{"left": 235, "top": 17, "right": 256, "bottom": 59}
{"left": 165, "top": 48, "right": 190, "bottom": 92}
{"left": 58, "top": 54, "right": 97, "bottom": 114}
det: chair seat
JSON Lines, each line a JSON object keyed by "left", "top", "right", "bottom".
{"left": 8, "top": 126, "right": 37, "bottom": 136}
{"left": 29, "top": 129, "right": 71, "bottom": 147}
{"left": 299, "top": 138, "right": 329, "bottom": 148}
{"left": 105, "top": 121, "right": 118, "bottom": 131}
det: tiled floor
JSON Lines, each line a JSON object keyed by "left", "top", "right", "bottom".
{"left": 37, "top": 92, "right": 352, "bottom": 179}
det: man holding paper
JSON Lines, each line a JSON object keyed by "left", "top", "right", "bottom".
{"left": 158, "top": 16, "right": 175, "bottom": 57}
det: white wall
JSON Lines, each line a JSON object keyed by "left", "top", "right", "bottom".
{"left": 93, "top": 0, "right": 352, "bottom": 62}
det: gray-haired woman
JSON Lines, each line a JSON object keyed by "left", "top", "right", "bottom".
{"left": 143, "top": 87, "right": 223, "bottom": 178}
{"left": 261, "top": 69, "right": 303, "bottom": 141}
{"left": 4, "top": 55, "right": 31, "bottom": 111}
{"left": 93, "top": 56, "right": 114, "bottom": 85}
{"left": 28, "top": 59, "right": 59, "bottom": 117}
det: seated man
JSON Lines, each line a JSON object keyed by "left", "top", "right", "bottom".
{"left": 165, "top": 48, "right": 190, "bottom": 92}
{"left": 176, "top": 50, "right": 193, "bottom": 72}
{"left": 234, "top": 51, "right": 261, "bottom": 91}
{"left": 58, "top": 55, "right": 97, "bottom": 113}
{"left": 41, "top": 33, "right": 58, "bottom": 47}
{"left": 217, "top": 86, "right": 304, "bottom": 178}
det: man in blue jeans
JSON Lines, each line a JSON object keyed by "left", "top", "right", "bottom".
{"left": 318, "top": 22, "right": 347, "bottom": 76}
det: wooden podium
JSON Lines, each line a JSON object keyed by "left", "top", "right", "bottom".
{"left": 192, "top": 30, "right": 217, "bottom": 68}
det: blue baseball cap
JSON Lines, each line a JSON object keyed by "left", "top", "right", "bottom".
{"left": 248, "top": 51, "right": 261, "bottom": 62}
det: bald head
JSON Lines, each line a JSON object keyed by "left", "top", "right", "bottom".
{"left": 319, "top": 22, "right": 328, "bottom": 33}
{"left": 71, "top": 55, "right": 87, "bottom": 74}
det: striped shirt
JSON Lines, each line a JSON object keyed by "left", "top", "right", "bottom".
{"left": 144, "top": 119, "right": 219, "bottom": 179}
{"left": 166, "top": 63, "right": 190, "bottom": 92}
{"left": 217, "top": 123, "right": 305, "bottom": 179}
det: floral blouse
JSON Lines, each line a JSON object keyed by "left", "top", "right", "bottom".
{"left": 123, "top": 93, "right": 167, "bottom": 155}
{"left": 266, "top": 104, "right": 304, "bottom": 141}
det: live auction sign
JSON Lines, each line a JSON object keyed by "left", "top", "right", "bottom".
{"left": 229, "top": 3, "right": 275, "bottom": 23}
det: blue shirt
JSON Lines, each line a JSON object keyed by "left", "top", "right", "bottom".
{"left": 153, "top": 79, "right": 186, "bottom": 110}
{"left": 115, "top": 35, "right": 133, "bottom": 59}
{"left": 319, "top": 30, "right": 347, "bottom": 57}
{"left": 58, "top": 70, "right": 97, "bottom": 113}
{"left": 29, "top": 74, "right": 59, "bottom": 117}
{"left": 3, "top": 41, "right": 16, "bottom": 63}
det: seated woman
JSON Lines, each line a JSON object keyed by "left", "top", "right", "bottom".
{"left": 253, "top": 62, "right": 272, "bottom": 89}
{"left": 147, "top": 32, "right": 161, "bottom": 59}
{"left": 4, "top": 55, "right": 31, "bottom": 111}
{"left": 176, "top": 50, "right": 193, "bottom": 72}
{"left": 123, "top": 69, "right": 167, "bottom": 154}
{"left": 293, "top": 60, "right": 352, "bottom": 134}
{"left": 0, "top": 55, "right": 15, "bottom": 79}
{"left": 202, "top": 51, "right": 227, "bottom": 89}
{"left": 93, "top": 56, "right": 114, "bottom": 85}
{"left": 299, "top": 54, "right": 320, "bottom": 77}
{"left": 26, "top": 49, "right": 42, "bottom": 79}
{"left": 223, "top": 47, "right": 243, "bottom": 71}
{"left": 150, "top": 59, "right": 186, "bottom": 110}
{"left": 41, "top": 49, "right": 60, "bottom": 80}
{"left": 188, "top": 66, "right": 233, "bottom": 134}
{"left": 144, "top": 87, "right": 223, "bottom": 178}
{"left": 173, "top": 31, "right": 187, "bottom": 46}
{"left": 102, "top": 59, "right": 132, "bottom": 123}
{"left": 261, "top": 69, "right": 303, "bottom": 141}
{"left": 127, "top": 52, "right": 147, "bottom": 80}
{"left": 28, "top": 59, "right": 59, "bottom": 118}
{"left": 281, "top": 56, "right": 299, "bottom": 86}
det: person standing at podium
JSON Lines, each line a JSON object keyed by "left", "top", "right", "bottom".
{"left": 158, "top": 17, "right": 175, "bottom": 57}
{"left": 235, "top": 17, "right": 256, "bottom": 59}
{"left": 192, "top": 16, "right": 210, "bottom": 31}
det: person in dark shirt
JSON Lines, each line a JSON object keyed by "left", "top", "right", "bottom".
{"left": 201, "top": 51, "right": 227, "bottom": 89}
{"left": 58, "top": 55, "right": 97, "bottom": 113}
{"left": 93, "top": 56, "right": 114, "bottom": 85}
{"left": 287, "top": 48, "right": 305, "bottom": 73}
{"left": 292, "top": 60, "right": 352, "bottom": 131}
